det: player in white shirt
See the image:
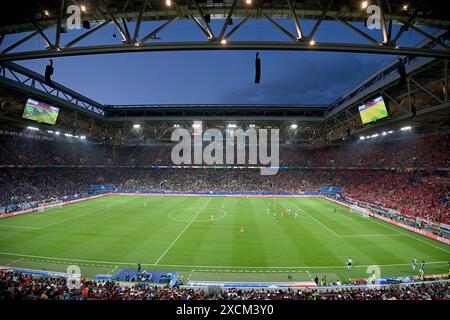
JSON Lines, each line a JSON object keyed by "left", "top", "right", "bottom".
{"left": 347, "top": 257, "right": 353, "bottom": 270}
{"left": 412, "top": 258, "right": 417, "bottom": 270}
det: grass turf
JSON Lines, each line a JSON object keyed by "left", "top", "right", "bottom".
{"left": 0, "top": 195, "right": 448, "bottom": 283}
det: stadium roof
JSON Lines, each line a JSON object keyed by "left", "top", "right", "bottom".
{"left": 0, "top": 0, "right": 450, "bottom": 61}
{"left": 0, "top": 0, "right": 449, "bottom": 143}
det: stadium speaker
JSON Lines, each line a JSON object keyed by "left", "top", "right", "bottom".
{"left": 44, "top": 60, "right": 54, "bottom": 87}
{"left": 255, "top": 52, "right": 261, "bottom": 84}
{"left": 397, "top": 58, "right": 407, "bottom": 87}
{"left": 205, "top": 14, "right": 211, "bottom": 23}
{"left": 411, "top": 104, "right": 417, "bottom": 118}
{"left": 82, "top": 21, "right": 91, "bottom": 29}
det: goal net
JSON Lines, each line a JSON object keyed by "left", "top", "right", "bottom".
{"left": 350, "top": 205, "right": 370, "bottom": 218}
{"left": 37, "top": 200, "right": 63, "bottom": 213}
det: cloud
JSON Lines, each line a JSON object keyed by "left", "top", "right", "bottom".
{"left": 218, "top": 54, "right": 391, "bottom": 105}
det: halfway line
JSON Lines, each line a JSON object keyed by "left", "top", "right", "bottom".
{"left": 154, "top": 197, "right": 212, "bottom": 265}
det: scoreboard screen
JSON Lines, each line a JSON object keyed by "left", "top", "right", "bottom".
{"left": 358, "top": 96, "right": 389, "bottom": 125}
{"left": 23, "top": 98, "right": 59, "bottom": 125}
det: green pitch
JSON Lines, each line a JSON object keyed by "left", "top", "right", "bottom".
{"left": 0, "top": 196, "right": 448, "bottom": 283}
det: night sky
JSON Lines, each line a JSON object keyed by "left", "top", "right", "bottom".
{"left": 1, "top": 18, "right": 432, "bottom": 105}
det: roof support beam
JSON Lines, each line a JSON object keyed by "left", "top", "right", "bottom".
{"left": 63, "top": 21, "right": 110, "bottom": 49}
{"left": 383, "top": 91, "right": 409, "bottom": 114}
{"left": 409, "top": 25, "right": 450, "bottom": 50}
{"left": 1, "top": 41, "right": 449, "bottom": 62}
{"left": 55, "top": 0, "right": 65, "bottom": 49}
{"left": 190, "top": 16, "right": 211, "bottom": 40}
{"left": 337, "top": 18, "right": 380, "bottom": 46}
{"left": 133, "top": 0, "right": 147, "bottom": 43}
{"left": 224, "top": 15, "right": 251, "bottom": 40}
{"left": 31, "top": 20, "right": 54, "bottom": 49}
{"left": 219, "top": 0, "right": 237, "bottom": 40}
{"left": 192, "top": 0, "right": 215, "bottom": 40}
{"left": 101, "top": 0, "right": 131, "bottom": 43}
{"left": 263, "top": 14, "right": 297, "bottom": 42}
{"left": 391, "top": 16, "right": 415, "bottom": 45}
{"left": 121, "top": 18, "right": 132, "bottom": 43}
{"left": 410, "top": 77, "right": 444, "bottom": 104}
{"left": 287, "top": 0, "right": 303, "bottom": 40}
{"left": 0, "top": 31, "right": 38, "bottom": 55}
{"left": 139, "top": 16, "right": 178, "bottom": 43}
{"left": 308, "top": 0, "right": 334, "bottom": 40}
{"left": 377, "top": 0, "right": 389, "bottom": 44}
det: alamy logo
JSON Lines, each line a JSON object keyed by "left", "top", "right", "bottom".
{"left": 66, "top": 5, "right": 82, "bottom": 30}
{"left": 366, "top": 5, "right": 381, "bottom": 30}
{"left": 171, "top": 128, "right": 280, "bottom": 175}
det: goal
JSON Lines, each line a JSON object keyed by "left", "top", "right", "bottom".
{"left": 37, "top": 200, "right": 63, "bottom": 213}
{"left": 350, "top": 204, "right": 370, "bottom": 218}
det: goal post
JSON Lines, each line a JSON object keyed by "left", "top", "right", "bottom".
{"left": 350, "top": 204, "right": 370, "bottom": 218}
{"left": 36, "top": 200, "right": 63, "bottom": 213}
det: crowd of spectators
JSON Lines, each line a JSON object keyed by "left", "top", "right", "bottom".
{"left": 0, "top": 131, "right": 448, "bottom": 223}
{"left": 0, "top": 271, "right": 448, "bottom": 300}
{"left": 0, "top": 131, "right": 449, "bottom": 168}
{"left": 0, "top": 168, "right": 447, "bottom": 223}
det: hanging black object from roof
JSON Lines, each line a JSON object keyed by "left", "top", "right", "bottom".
{"left": 397, "top": 58, "right": 407, "bottom": 88}
{"left": 44, "top": 59, "right": 54, "bottom": 87}
{"left": 255, "top": 52, "right": 261, "bottom": 84}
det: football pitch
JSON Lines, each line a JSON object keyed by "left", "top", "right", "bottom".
{"left": 0, "top": 195, "right": 448, "bottom": 283}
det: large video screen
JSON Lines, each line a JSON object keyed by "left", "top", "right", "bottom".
{"left": 22, "top": 98, "right": 59, "bottom": 125}
{"left": 358, "top": 96, "right": 389, "bottom": 125}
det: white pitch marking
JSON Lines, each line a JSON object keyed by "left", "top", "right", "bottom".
{"left": 154, "top": 198, "right": 212, "bottom": 265}
{"left": 0, "top": 252, "right": 448, "bottom": 270}
{"left": 292, "top": 203, "right": 340, "bottom": 237}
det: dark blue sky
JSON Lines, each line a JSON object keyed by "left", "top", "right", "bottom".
{"left": 2, "top": 18, "right": 430, "bottom": 105}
